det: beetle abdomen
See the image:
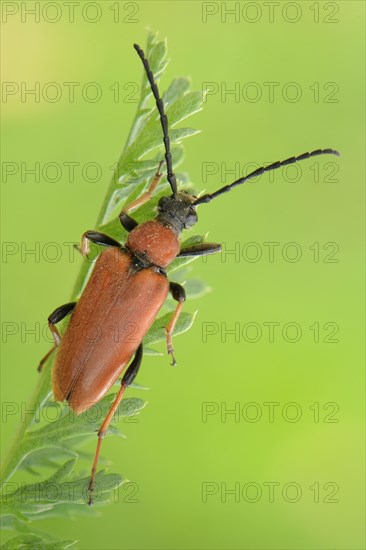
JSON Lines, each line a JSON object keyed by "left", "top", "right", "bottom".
{"left": 127, "top": 220, "right": 180, "bottom": 268}
{"left": 52, "top": 247, "right": 169, "bottom": 414}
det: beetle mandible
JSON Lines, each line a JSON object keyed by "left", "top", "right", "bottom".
{"left": 38, "top": 43, "right": 340, "bottom": 504}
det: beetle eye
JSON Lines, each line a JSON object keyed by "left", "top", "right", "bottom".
{"left": 158, "top": 196, "right": 170, "bottom": 209}
{"left": 184, "top": 209, "right": 198, "bottom": 228}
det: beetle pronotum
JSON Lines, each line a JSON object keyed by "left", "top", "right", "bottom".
{"left": 38, "top": 43, "right": 340, "bottom": 504}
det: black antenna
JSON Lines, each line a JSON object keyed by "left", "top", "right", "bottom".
{"left": 194, "top": 148, "right": 340, "bottom": 205}
{"left": 134, "top": 43, "right": 178, "bottom": 196}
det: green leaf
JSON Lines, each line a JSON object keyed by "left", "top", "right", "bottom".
{"left": 169, "top": 127, "right": 201, "bottom": 143}
{"left": 19, "top": 448, "right": 76, "bottom": 474}
{"left": 1, "top": 459, "right": 124, "bottom": 520}
{"left": 163, "top": 77, "right": 191, "bottom": 106}
{"left": 144, "top": 311, "right": 197, "bottom": 347}
{"left": 2, "top": 396, "right": 146, "bottom": 488}
{"left": 167, "top": 92, "right": 204, "bottom": 127}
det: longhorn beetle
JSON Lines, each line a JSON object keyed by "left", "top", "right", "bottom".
{"left": 38, "top": 43, "right": 340, "bottom": 505}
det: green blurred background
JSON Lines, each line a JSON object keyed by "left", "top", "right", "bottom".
{"left": 1, "top": 1, "right": 365, "bottom": 549}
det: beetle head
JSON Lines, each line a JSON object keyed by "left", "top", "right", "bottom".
{"left": 157, "top": 192, "right": 198, "bottom": 234}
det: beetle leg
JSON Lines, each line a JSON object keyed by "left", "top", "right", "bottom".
{"left": 178, "top": 242, "right": 222, "bottom": 257}
{"left": 88, "top": 343, "right": 143, "bottom": 505}
{"left": 81, "top": 231, "right": 121, "bottom": 257}
{"left": 120, "top": 212, "right": 139, "bottom": 232}
{"left": 118, "top": 160, "right": 164, "bottom": 232}
{"left": 48, "top": 302, "right": 77, "bottom": 345}
{"left": 38, "top": 302, "right": 77, "bottom": 372}
{"left": 166, "top": 282, "right": 186, "bottom": 366}
{"left": 37, "top": 345, "right": 57, "bottom": 373}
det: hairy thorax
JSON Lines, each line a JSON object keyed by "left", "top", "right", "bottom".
{"left": 126, "top": 220, "right": 180, "bottom": 268}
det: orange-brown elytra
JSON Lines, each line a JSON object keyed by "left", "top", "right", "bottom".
{"left": 38, "top": 42, "right": 340, "bottom": 505}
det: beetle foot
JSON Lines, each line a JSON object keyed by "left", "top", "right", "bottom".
{"left": 88, "top": 481, "right": 94, "bottom": 506}
{"left": 167, "top": 346, "right": 177, "bottom": 366}
{"left": 81, "top": 234, "right": 90, "bottom": 257}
